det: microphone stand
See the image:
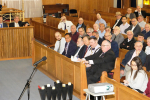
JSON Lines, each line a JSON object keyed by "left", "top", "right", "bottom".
{"left": 18, "top": 64, "right": 38, "bottom": 100}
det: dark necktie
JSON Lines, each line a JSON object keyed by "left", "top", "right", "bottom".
{"left": 64, "top": 23, "right": 66, "bottom": 30}
{"left": 92, "top": 48, "right": 95, "bottom": 50}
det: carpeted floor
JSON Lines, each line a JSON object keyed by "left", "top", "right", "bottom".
{"left": 0, "top": 58, "right": 79, "bottom": 100}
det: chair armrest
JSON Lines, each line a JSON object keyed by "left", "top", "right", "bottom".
{"left": 47, "top": 44, "right": 55, "bottom": 48}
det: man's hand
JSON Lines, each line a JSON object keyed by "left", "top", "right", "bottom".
{"left": 123, "top": 80, "right": 129, "bottom": 85}
{"left": 85, "top": 64, "right": 91, "bottom": 67}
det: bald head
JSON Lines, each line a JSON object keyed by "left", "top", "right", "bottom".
{"left": 71, "top": 25, "right": 76, "bottom": 33}
{"left": 137, "top": 6, "right": 141, "bottom": 12}
{"left": 93, "top": 23, "right": 99, "bottom": 31}
{"left": 55, "top": 32, "right": 62, "bottom": 40}
{"left": 79, "top": 18, "right": 83, "bottom": 25}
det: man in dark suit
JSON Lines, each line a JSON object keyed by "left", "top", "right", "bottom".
{"left": 137, "top": 33, "right": 147, "bottom": 51}
{"left": 9, "top": 16, "right": 28, "bottom": 27}
{"left": 120, "top": 30, "right": 136, "bottom": 50}
{"left": 0, "top": 15, "right": 8, "bottom": 28}
{"left": 83, "top": 40, "right": 116, "bottom": 84}
{"left": 112, "top": 12, "right": 122, "bottom": 30}
{"left": 134, "top": 6, "right": 150, "bottom": 18}
{"left": 62, "top": 33, "right": 77, "bottom": 58}
{"left": 76, "top": 18, "right": 86, "bottom": 32}
{"left": 73, "top": 37, "right": 87, "bottom": 58}
{"left": 124, "top": 18, "right": 141, "bottom": 37}
{"left": 92, "top": 31, "right": 103, "bottom": 46}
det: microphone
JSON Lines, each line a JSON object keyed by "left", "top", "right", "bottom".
{"left": 33, "top": 56, "right": 47, "bottom": 66}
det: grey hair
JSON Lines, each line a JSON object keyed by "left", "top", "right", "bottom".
{"left": 114, "top": 26, "right": 120, "bottom": 31}
{"left": 134, "top": 41, "right": 143, "bottom": 46}
{"left": 147, "top": 37, "right": 150, "bottom": 40}
{"left": 127, "top": 30, "right": 134, "bottom": 35}
{"left": 87, "top": 28, "right": 94, "bottom": 33}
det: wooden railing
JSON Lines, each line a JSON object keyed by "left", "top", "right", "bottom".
{"left": 30, "top": 20, "right": 67, "bottom": 45}
{"left": 0, "top": 26, "right": 34, "bottom": 60}
{"left": 101, "top": 71, "right": 150, "bottom": 100}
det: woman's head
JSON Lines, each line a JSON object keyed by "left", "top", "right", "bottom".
{"left": 130, "top": 56, "right": 143, "bottom": 71}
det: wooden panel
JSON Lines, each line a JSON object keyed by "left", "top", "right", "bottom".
{"left": 0, "top": 27, "right": 33, "bottom": 60}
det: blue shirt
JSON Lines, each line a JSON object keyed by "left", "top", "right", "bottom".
{"left": 99, "top": 30, "right": 106, "bottom": 38}
{"left": 76, "top": 24, "right": 82, "bottom": 32}
{"left": 141, "top": 30, "right": 150, "bottom": 39}
{"left": 95, "top": 18, "right": 107, "bottom": 27}
{"left": 0, "top": 23, "right": 3, "bottom": 28}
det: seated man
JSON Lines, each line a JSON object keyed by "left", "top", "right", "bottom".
{"left": 112, "top": 26, "right": 124, "bottom": 48}
{"left": 83, "top": 40, "right": 116, "bottom": 84}
{"left": 93, "top": 23, "right": 100, "bottom": 34}
{"left": 76, "top": 18, "right": 86, "bottom": 32}
{"left": 99, "top": 23, "right": 106, "bottom": 38}
{"left": 58, "top": 16, "right": 73, "bottom": 32}
{"left": 78, "top": 27, "right": 87, "bottom": 38}
{"left": 105, "top": 26, "right": 112, "bottom": 34}
{"left": 62, "top": 33, "right": 77, "bottom": 58}
{"left": 121, "top": 41, "right": 147, "bottom": 76}
{"left": 104, "top": 32, "right": 119, "bottom": 57}
{"left": 86, "top": 28, "right": 93, "bottom": 37}
{"left": 95, "top": 13, "right": 106, "bottom": 27}
{"left": 119, "top": 16, "right": 130, "bottom": 34}
{"left": 125, "top": 18, "right": 141, "bottom": 37}
{"left": 92, "top": 31, "right": 103, "bottom": 46}
{"left": 145, "top": 37, "right": 150, "bottom": 55}
{"left": 120, "top": 30, "right": 136, "bottom": 50}
{"left": 138, "top": 15, "right": 146, "bottom": 31}
{"left": 142, "top": 23, "right": 150, "bottom": 39}
{"left": 134, "top": 6, "right": 150, "bottom": 18}
{"left": 9, "top": 16, "right": 28, "bottom": 27}
{"left": 54, "top": 32, "right": 66, "bottom": 54}
{"left": 125, "top": 8, "right": 136, "bottom": 20}
{"left": 112, "top": 12, "right": 122, "bottom": 30}
{"left": 73, "top": 37, "right": 87, "bottom": 58}
{"left": 70, "top": 25, "right": 79, "bottom": 43}
{"left": 0, "top": 15, "right": 7, "bottom": 28}
{"left": 137, "top": 33, "right": 147, "bottom": 51}
{"left": 84, "top": 36, "right": 100, "bottom": 58}
{"left": 83, "top": 36, "right": 90, "bottom": 57}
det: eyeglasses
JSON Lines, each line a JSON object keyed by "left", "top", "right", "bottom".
{"left": 101, "top": 45, "right": 109, "bottom": 47}
{"left": 104, "top": 35, "right": 110, "bottom": 37}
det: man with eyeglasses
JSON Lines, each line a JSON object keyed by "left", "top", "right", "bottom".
{"left": 120, "top": 30, "right": 136, "bottom": 50}
{"left": 104, "top": 32, "right": 119, "bottom": 57}
{"left": 82, "top": 40, "right": 116, "bottom": 84}
{"left": 121, "top": 41, "right": 147, "bottom": 77}
{"left": 86, "top": 28, "right": 94, "bottom": 37}
{"left": 124, "top": 18, "right": 141, "bottom": 37}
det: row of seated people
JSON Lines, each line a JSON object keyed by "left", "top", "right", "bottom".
{"left": 0, "top": 15, "right": 28, "bottom": 28}
{"left": 53, "top": 31, "right": 150, "bottom": 98}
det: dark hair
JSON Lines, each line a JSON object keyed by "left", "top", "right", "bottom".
{"left": 83, "top": 35, "right": 90, "bottom": 40}
{"left": 130, "top": 57, "right": 143, "bottom": 79}
{"left": 78, "top": 27, "right": 85, "bottom": 31}
{"left": 65, "top": 33, "right": 71, "bottom": 37}
{"left": 92, "top": 31, "right": 99, "bottom": 35}
{"left": 138, "top": 33, "right": 144, "bottom": 37}
{"left": 96, "top": 13, "right": 101, "bottom": 16}
{"left": 89, "top": 36, "right": 97, "bottom": 40}
{"left": 122, "top": 16, "right": 127, "bottom": 19}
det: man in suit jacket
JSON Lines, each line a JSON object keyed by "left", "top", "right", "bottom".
{"left": 9, "top": 16, "right": 28, "bottom": 27}
{"left": 112, "top": 12, "right": 123, "bottom": 30}
{"left": 78, "top": 27, "right": 87, "bottom": 38}
{"left": 83, "top": 40, "right": 116, "bottom": 84}
{"left": 112, "top": 26, "right": 124, "bottom": 48}
{"left": 124, "top": 18, "right": 141, "bottom": 37}
{"left": 134, "top": 6, "right": 150, "bottom": 18}
{"left": 76, "top": 18, "right": 86, "bottom": 32}
{"left": 0, "top": 15, "right": 7, "bottom": 28}
{"left": 73, "top": 37, "right": 87, "bottom": 58}
{"left": 86, "top": 28, "right": 94, "bottom": 37}
{"left": 92, "top": 31, "right": 103, "bottom": 46}
{"left": 62, "top": 33, "right": 77, "bottom": 58}
{"left": 121, "top": 41, "right": 147, "bottom": 76}
{"left": 125, "top": 8, "right": 136, "bottom": 19}
{"left": 120, "top": 30, "right": 136, "bottom": 50}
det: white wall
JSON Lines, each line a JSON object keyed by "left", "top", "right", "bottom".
{"left": 114, "top": 0, "right": 117, "bottom": 8}
{"left": 137, "top": 0, "right": 143, "bottom": 8}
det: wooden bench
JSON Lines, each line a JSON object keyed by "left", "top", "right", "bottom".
{"left": 101, "top": 71, "right": 150, "bottom": 100}
{"left": 30, "top": 20, "right": 67, "bottom": 45}
{"left": 0, "top": 26, "right": 34, "bottom": 61}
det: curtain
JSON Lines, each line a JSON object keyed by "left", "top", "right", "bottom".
{"left": 2, "top": 0, "right": 43, "bottom": 18}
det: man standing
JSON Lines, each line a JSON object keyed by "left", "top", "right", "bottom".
{"left": 70, "top": 25, "right": 79, "bottom": 43}
{"left": 76, "top": 18, "right": 86, "bottom": 32}
{"left": 54, "top": 32, "right": 66, "bottom": 54}
{"left": 95, "top": 13, "right": 106, "bottom": 27}
{"left": 83, "top": 40, "right": 116, "bottom": 84}
{"left": 58, "top": 16, "right": 73, "bottom": 33}
{"left": 125, "top": 18, "right": 141, "bottom": 37}
{"left": 112, "top": 26, "right": 124, "bottom": 48}
{"left": 62, "top": 33, "right": 77, "bottom": 58}
{"left": 73, "top": 38, "right": 87, "bottom": 58}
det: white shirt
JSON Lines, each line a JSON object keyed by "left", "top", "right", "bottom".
{"left": 138, "top": 21, "right": 146, "bottom": 28}
{"left": 113, "top": 19, "right": 120, "bottom": 29}
{"left": 54, "top": 37, "right": 66, "bottom": 54}
{"left": 127, "top": 51, "right": 137, "bottom": 65}
{"left": 131, "top": 24, "right": 137, "bottom": 31}
{"left": 74, "top": 45, "right": 84, "bottom": 57}
{"left": 145, "top": 46, "right": 150, "bottom": 55}
{"left": 84, "top": 44, "right": 100, "bottom": 58}
{"left": 15, "top": 22, "right": 19, "bottom": 27}
{"left": 58, "top": 20, "right": 73, "bottom": 33}
{"left": 126, "top": 70, "right": 148, "bottom": 92}
{"left": 120, "top": 22, "right": 130, "bottom": 34}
